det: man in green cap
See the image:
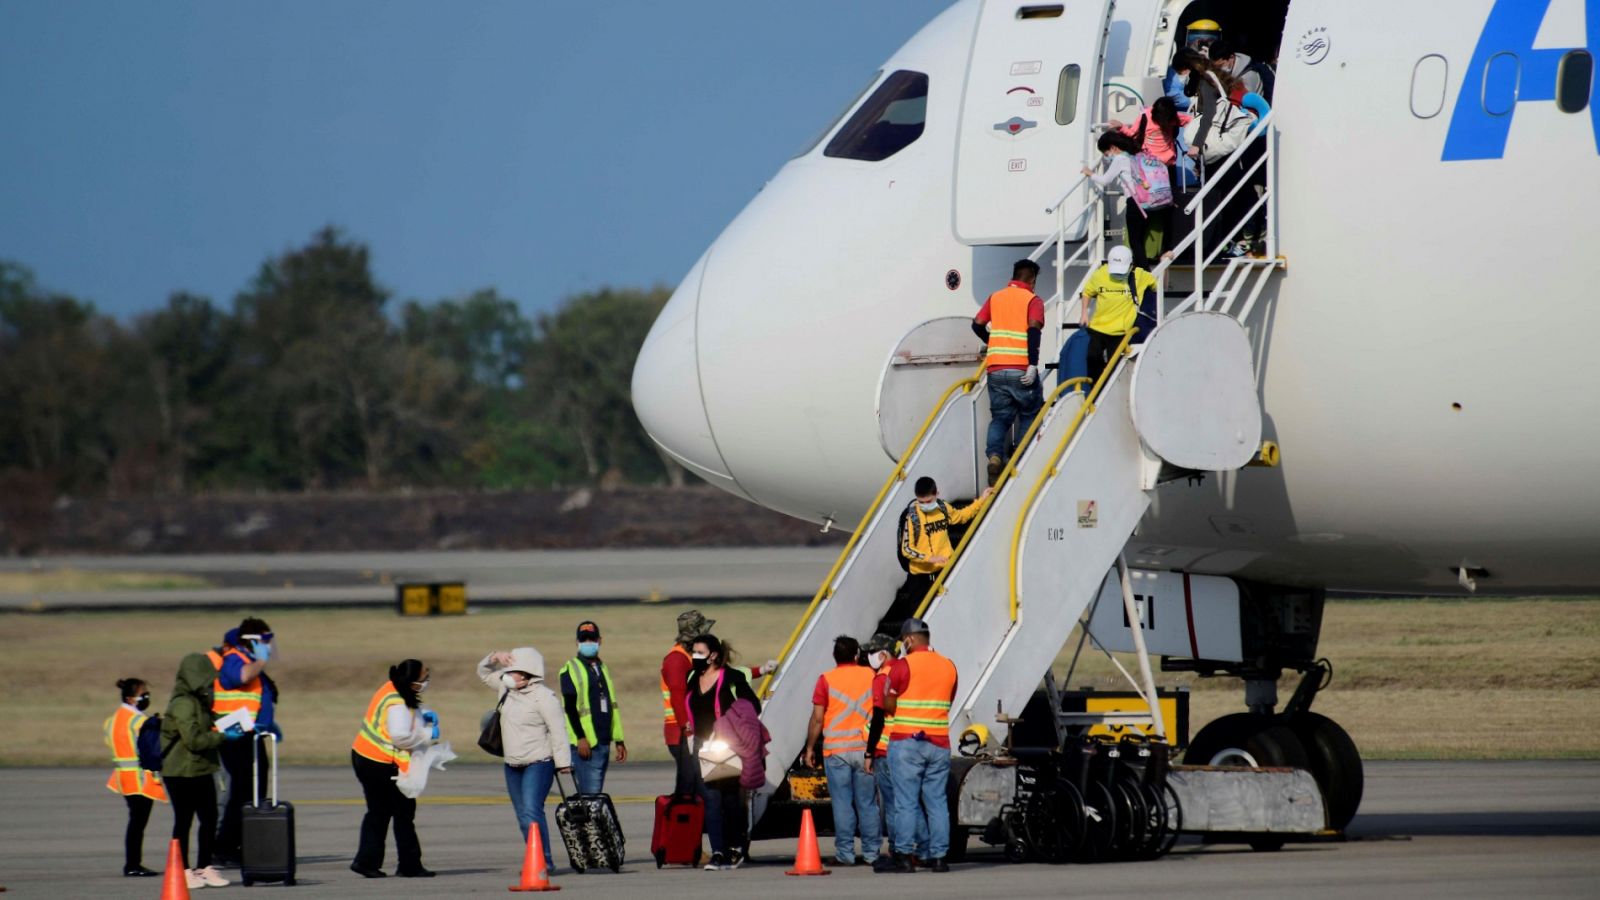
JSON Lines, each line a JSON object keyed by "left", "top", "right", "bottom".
{"left": 662, "top": 609, "right": 715, "bottom": 778}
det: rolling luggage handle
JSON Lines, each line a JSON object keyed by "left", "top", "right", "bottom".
{"left": 253, "top": 730, "right": 279, "bottom": 808}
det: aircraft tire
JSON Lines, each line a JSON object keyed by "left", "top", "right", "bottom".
{"left": 1290, "top": 712, "right": 1364, "bottom": 831}
{"left": 1182, "top": 712, "right": 1261, "bottom": 766}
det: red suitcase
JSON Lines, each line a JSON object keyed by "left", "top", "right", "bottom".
{"left": 651, "top": 794, "right": 704, "bottom": 868}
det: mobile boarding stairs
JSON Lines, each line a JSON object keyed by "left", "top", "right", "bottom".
{"left": 754, "top": 112, "right": 1328, "bottom": 849}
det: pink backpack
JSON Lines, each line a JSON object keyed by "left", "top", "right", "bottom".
{"left": 1127, "top": 151, "right": 1173, "bottom": 212}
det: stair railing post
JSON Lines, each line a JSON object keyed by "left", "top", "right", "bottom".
{"left": 1266, "top": 124, "right": 1279, "bottom": 260}
{"left": 1116, "top": 553, "right": 1167, "bottom": 740}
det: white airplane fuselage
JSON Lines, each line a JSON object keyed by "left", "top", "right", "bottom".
{"left": 633, "top": 0, "right": 1600, "bottom": 595}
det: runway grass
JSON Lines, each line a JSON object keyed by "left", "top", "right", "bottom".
{"left": 2, "top": 597, "right": 1595, "bottom": 765}
{"left": 0, "top": 568, "right": 213, "bottom": 593}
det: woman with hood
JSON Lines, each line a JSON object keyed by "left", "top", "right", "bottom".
{"left": 350, "top": 659, "right": 438, "bottom": 878}
{"left": 480, "top": 647, "right": 572, "bottom": 872}
{"left": 161, "top": 652, "right": 244, "bottom": 890}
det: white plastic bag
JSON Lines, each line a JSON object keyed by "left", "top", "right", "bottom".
{"left": 394, "top": 741, "right": 457, "bottom": 799}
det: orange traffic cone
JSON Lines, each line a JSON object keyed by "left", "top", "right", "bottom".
{"left": 508, "top": 825, "right": 560, "bottom": 892}
{"left": 159, "top": 838, "right": 190, "bottom": 900}
{"left": 785, "top": 808, "right": 831, "bottom": 876}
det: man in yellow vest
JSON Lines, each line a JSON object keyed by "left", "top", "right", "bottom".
{"left": 803, "top": 636, "right": 880, "bottom": 867}
{"left": 973, "top": 259, "right": 1047, "bottom": 486}
{"left": 559, "top": 620, "right": 627, "bottom": 794}
{"left": 875, "top": 617, "right": 958, "bottom": 874}
{"left": 1080, "top": 245, "right": 1157, "bottom": 386}
{"left": 210, "top": 618, "right": 275, "bottom": 865}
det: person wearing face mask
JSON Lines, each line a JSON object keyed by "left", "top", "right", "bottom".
{"left": 558, "top": 621, "right": 627, "bottom": 794}
{"left": 1163, "top": 47, "right": 1201, "bottom": 113}
{"left": 350, "top": 659, "right": 438, "bottom": 878}
{"left": 878, "top": 618, "right": 958, "bottom": 874}
{"left": 662, "top": 609, "right": 713, "bottom": 793}
{"left": 210, "top": 617, "right": 278, "bottom": 866}
{"left": 680, "top": 634, "right": 762, "bottom": 870}
{"left": 1080, "top": 245, "right": 1158, "bottom": 386}
{"left": 105, "top": 677, "right": 168, "bottom": 877}
{"left": 480, "top": 647, "right": 573, "bottom": 872}
{"left": 886, "top": 477, "right": 993, "bottom": 637}
{"left": 862, "top": 634, "right": 926, "bottom": 866}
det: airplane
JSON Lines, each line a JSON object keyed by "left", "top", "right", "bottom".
{"left": 631, "top": 0, "right": 1600, "bottom": 849}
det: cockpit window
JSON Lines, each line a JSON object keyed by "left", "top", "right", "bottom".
{"left": 824, "top": 70, "right": 929, "bottom": 162}
{"left": 795, "top": 71, "right": 881, "bottom": 158}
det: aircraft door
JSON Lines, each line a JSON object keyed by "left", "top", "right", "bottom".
{"left": 954, "top": 0, "right": 1115, "bottom": 245}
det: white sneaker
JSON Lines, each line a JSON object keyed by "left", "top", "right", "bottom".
{"left": 185, "top": 869, "right": 208, "bottom": 889}
{"left": 198, "top": 865, "right": 231, "bottom": 887}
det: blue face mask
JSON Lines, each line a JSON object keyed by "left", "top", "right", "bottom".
{"left": 918, "top": 500, "right": 939, "bottom": 513}
{"left": 578, "top": 641, "right": 600, "bottom": 659}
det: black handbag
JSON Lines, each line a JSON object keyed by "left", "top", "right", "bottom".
{"left": 478, "top": 691, "right": 508, "bottom": 757}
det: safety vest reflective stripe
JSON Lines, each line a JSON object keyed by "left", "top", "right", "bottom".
{"left": 211, "top": 647, "right": 263, "bottom": 716}
{"left": 821, "top": 665, "right": 874, "bottom": 756}
{"left": 561, "top": 658, "right": 624, "bottom": 745}
{"left": 104, "top": 707, "right": 167, "bottom": 801}
{"left": 887, "top": 650, "right": 957, "bottom": 739}
{"left": 351, "top": 682, "right": 412, "bottom": 773}
{"left": 985, "top": 285, "right": 1034, "bottom": 368}
{"left": 875, "top": 663, "right": 897, "bottom": 749}
{"left": 661, "top": 645, "right": 690, "bottom": 724}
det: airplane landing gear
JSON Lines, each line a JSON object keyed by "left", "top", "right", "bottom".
{"left": 1182, "top": 661, "right": 1364, "bottom": 837}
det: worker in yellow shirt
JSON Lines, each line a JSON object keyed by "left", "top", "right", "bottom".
{"left": 883, "top": 476, "right": 992, "bottom": 636}
{"left": 1080, "top": 245, "right": 1158, "bottom": 384}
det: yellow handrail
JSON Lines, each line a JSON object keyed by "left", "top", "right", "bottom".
{"left": 909, "top": 375, "right": 1094, "bottom": 622}
{"left": 1006, "top": 329, "right": 1138, "bottom": 621}
{"left": 759, "top": 359, "right": 987, "bottom": 698}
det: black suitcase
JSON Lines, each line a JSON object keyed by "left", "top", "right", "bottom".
{"left": 240, "top": 732, "right": 296, "bottom": 886}
{"left": 553, "top": 772, "right": 625, "bottom": 873}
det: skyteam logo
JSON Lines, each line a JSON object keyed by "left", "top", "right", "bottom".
{"left": 1443, "top": 0, "right": 1600, "bottom": 160}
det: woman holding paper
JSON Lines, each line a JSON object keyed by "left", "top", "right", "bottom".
{"left": 350, "top": 659, "right": 438, "bottom": 878}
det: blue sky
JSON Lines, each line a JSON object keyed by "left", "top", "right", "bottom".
{"left": 0, "top": 1, "right": 934, "bottom": 318}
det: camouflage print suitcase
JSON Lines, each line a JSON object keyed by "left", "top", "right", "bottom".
{"left": 553, "top": 772, "right": 625, "bottom": 873}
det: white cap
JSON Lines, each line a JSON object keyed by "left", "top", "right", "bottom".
{"left": 1107, "top": 245, "right": 1134, "bottom": 275}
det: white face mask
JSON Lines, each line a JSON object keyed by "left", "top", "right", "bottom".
{"left": 414, "top": 679, "right": 430, "bottom": 694}
{"left": 501, "top": 672, "right": 522, "bottom": 689}
{"left": 918, "top": 500, "right": 939, "bottom": 512}
{"left": 867, "top": 651, "right": 888, "bottom": 670}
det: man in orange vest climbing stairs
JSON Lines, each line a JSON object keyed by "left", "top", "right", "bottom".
{"left": 973, "top": 259, "right": 1046, "bottom": 486}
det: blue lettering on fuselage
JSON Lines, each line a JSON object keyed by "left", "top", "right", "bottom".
{"left": 1442, "top": 0, "right": 1599, "bottom": 160}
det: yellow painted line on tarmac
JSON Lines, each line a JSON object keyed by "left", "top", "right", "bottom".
{"left": 297, "top": 795, "right": 658, "bottom": 807}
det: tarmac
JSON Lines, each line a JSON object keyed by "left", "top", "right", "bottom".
{"left": 0, "top": 548, "right": 837, "bottom": 610}
{"left": 3, "top": 759, "right": 1596, "bottom": 898}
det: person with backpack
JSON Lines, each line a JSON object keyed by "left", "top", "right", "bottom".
{"left": 105, "top": 677, "right": 168, "bottom": 877}
{"left": 1080, "top": 246, "right": 1159, "bottom": 386}
{"left": 884, "top": 477, "right": 993, "bottom": 637}
{"left": 1082, "top": 131, "right": 1172, "bottom": 271}
{"left": 162, "top": 652, "right": 248, "bottom": 890}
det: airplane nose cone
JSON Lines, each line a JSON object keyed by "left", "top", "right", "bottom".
{"left": 631, "top": 254, "right": 750, "bottom": 500}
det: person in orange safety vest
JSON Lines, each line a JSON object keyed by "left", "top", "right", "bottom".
{"left": 105, "top": 677, "right": 168, "bottom": 877}
{"left": 803, "top": 635, "right": 881, "bottom": 867}
{"left": 972, "top": 258, "right": 1047, "bottom": 486}
{"left": 876, "top": 617, "right": 958, "bottom": 874}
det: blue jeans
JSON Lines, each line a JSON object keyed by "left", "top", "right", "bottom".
{"left": 570, "top": 743, "right": 610, "bottom": 794}
{"left": 504, "top": 760, "right": 556, "bottom": 868}
{"left": 824, "top": 753, "right": 881, "bottom": 863}
{"left": 888, "top": 739, "right": 950, "bottom": 859}
{"left": 874, "top": 752, "right": 926, "bottom": 857}
{"left": 986, "top": 369, "right": 1043, "bottom": 460}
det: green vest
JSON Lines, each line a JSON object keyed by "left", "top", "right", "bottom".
{"left": 560, "top": 657, "right": 623, "bottom": 745}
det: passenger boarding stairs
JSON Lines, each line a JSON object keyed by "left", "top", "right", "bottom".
{"left": 756, "top": 113, "right": 1282, "bottom": 794}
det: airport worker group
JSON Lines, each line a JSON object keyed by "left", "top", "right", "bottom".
{"left": 106, "top": 606, "right": 966, "bottom": 882}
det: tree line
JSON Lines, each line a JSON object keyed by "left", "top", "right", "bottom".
{"left": 0, "top": 226, "right": 681, "bottom": 497}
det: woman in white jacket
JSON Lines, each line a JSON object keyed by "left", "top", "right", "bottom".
{"left": 480, "top": 647, "right": 573, "bottom": 871}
